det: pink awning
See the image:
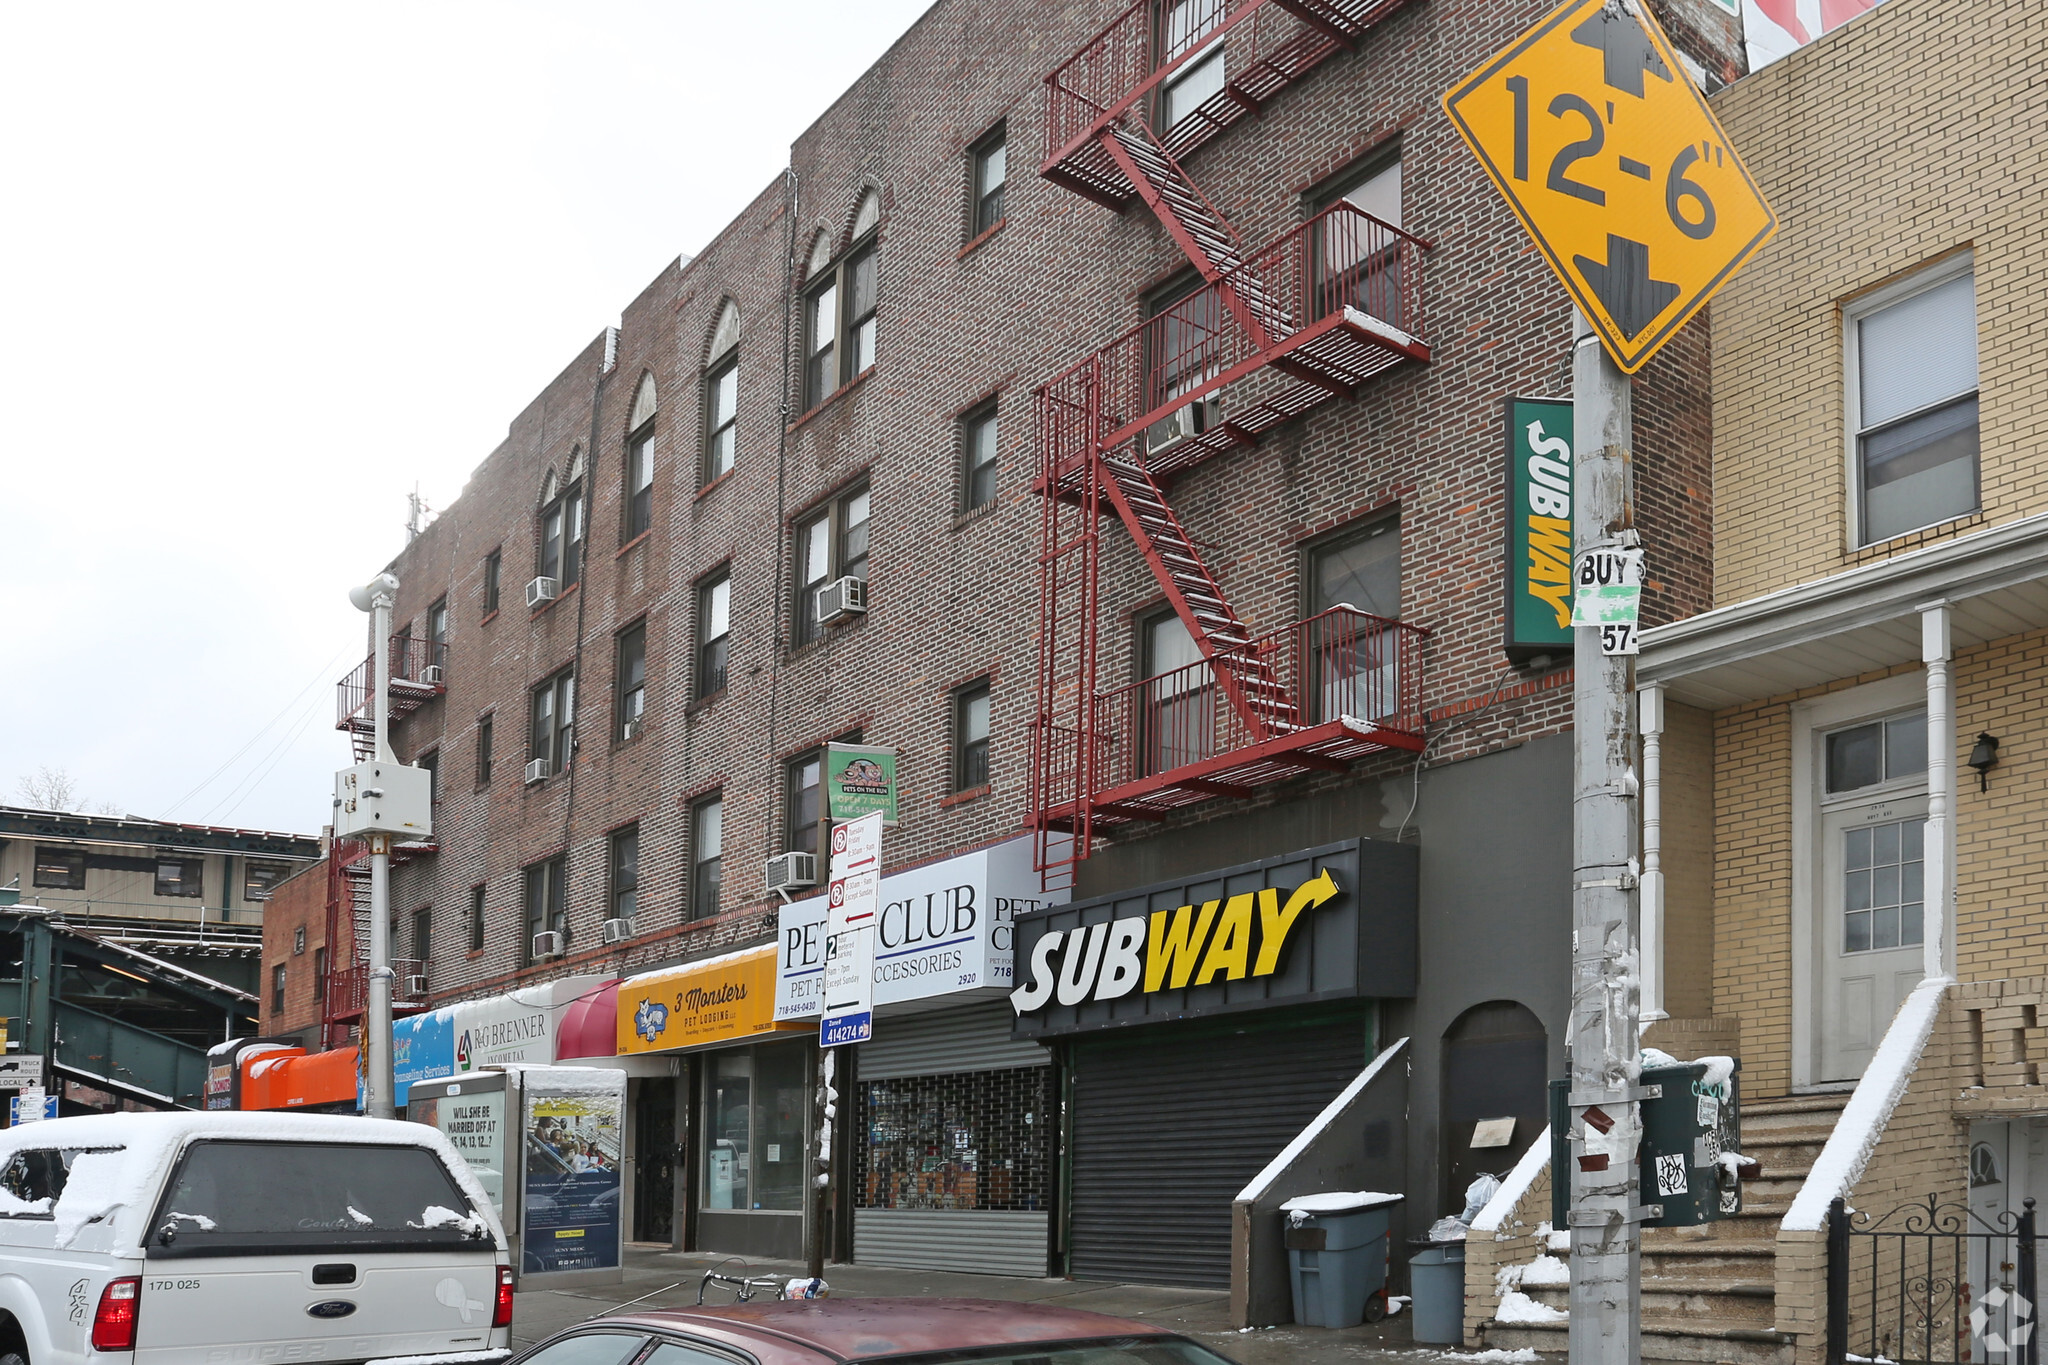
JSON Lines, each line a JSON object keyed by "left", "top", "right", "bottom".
{"left": 556, "top": 979, "right": 621, "bottom": 1058}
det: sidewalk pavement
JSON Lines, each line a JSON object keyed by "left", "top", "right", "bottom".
{"left": 509, "top": 1245, "right": 1489, "bottom": 1365}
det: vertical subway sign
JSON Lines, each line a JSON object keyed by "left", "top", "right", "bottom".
{"left": 1503, "top": 396, "right": 1575, "bottom": 662}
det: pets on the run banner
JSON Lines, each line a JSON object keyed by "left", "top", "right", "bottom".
{"left": 821, "top": 811, "right": 881, "bottom": 1046}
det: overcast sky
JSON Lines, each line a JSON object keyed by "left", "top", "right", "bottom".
{"left": 0, "top": 1, "right": 934, "bottom": 835}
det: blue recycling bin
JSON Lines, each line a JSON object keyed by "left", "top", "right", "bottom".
{"left": 1281, "top": 1193, "right": 1401, "bottom": 1328}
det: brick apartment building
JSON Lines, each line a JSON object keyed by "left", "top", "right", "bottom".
{"left": 328, "top": 0, "right": 1742, "bottom": 1308}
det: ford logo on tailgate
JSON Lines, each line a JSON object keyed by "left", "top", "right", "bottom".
{"left": 307, "top": 1301, "right": 357, "bottom": 1319}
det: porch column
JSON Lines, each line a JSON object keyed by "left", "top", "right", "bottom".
{"left": 1921, "top": 602, "right": 1955, "bottom": 984}
{"left": 1639, "top": 683, "right": 1667, "bottom": 1024}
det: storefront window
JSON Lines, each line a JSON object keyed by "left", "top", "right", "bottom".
{"left": 702, "top": 1042, "right": 809, "bottom": 1213}
{"left": 858, "top": 1066, "right": 1054, "bottom": 1212}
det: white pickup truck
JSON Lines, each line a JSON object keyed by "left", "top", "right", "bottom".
{"left": 0, "top": 1111, "right": 512, "bottom": 1365}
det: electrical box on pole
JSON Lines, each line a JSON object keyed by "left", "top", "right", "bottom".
{"left": 333, "top": 761, "right": 433, "bottom": 839}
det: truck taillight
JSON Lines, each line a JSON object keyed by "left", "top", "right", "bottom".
{"left": 492, "top": 1266, "right": 514, "bottom": 1328}
{"left": 92, "top": 1277, "right": 141, "bottom": 1352}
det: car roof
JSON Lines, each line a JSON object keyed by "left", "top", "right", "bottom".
{"left": 591, "top": 1299, "right": 1180, "bottom": 1364}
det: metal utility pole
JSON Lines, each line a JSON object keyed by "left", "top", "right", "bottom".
{"left": 1567, "top": 308, "right": 1642, "bottom": 1365}
{"left": 355, "top": 573, "right": 401, "bottom": 1121}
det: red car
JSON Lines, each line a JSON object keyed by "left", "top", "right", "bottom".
{"left": 505, "top": 1300, "right": 1241, "bottom": 1365}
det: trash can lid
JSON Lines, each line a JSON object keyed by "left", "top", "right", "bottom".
{"left": 1279, "top": 1190, "right": 1404, "bottom": 1215}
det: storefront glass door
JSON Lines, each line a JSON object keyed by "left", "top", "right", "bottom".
{"left": 701, "top": 1042, "right": 808, "bottom": 1214}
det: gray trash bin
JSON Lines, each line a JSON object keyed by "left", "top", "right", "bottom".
{"left": 1280, "top": 1192, "right": 1402, "bottom": 1329}
{"left": 1407, "top": 1239, "right": 1467, "bottom": 1345}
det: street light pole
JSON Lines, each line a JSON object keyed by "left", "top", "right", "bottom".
{"left": 1568, "top": 309, "right": 1643, "bottom": 1365}
{"left": 352, "top": 572, "right": 401, "bottom": 1121}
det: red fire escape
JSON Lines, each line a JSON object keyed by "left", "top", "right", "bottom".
{"left": 321, "top": 633, "right": 442, "bottom": 1046}
{"left": 1030, "top": 0, "right": 1434, "bottom": 886}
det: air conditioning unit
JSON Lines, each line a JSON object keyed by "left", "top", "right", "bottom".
{"left": 814, "top": 575, "right": 868, "bottom": 626}
{"left": 419, "top": 664, "right": 444, "bottom": 686}
{"left": 531, "top": 931, "right": 564, "bottom": 960}
{"left": 405, "top": 974, "right": 429, "bottom": 995}
{"left": 620, "top": 718, "right": 641, "bottom": 742}
{"left": 526, "top": 576, "right": 558, "bottom": 609}
{"left": 524, "top": 757, "right": 550, "bottom": 785}
{"left": 765, "top": 851, "right": 818, "bottom": 896}
{"left": 601, "top": 917, "right": 635, "bottom": 945}
{"left": 1146, "top": 398, "right": 1217, "bottom": 455}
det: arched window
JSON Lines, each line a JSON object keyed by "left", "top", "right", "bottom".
{"left": 537, "top": 454, "right": 585, "bottom": 593}
{"left": 801, "top": 194, "right": 881, "bottom": 410}
{"left": 623, "top": 374, "right": 657, "bottom": 543}
{"left": 702, "top": 301, "right": 740, "bottom": 485}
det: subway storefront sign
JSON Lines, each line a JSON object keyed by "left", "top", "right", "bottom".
{"left": 617, "top": 945, "right": 810, "bottom": 1055}
{"left": 1010, "top": 839, "right": 1416, "bottom": 1038}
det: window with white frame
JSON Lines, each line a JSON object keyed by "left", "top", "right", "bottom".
{"left": 794, "top": 484, "right": 870, "bottom": 645}
{"left": 1160, "top": 0, "right": 1225, "bottom": 128}
{"left": 970, "top": 124, "right": 1007, "bottom": 236}
{"left": 703, "top": 304, "right": 739, "bottom": 486}
{"left": 1850, "top": 261, "right": 1979, "bottom": 545}
{"left": 691, "top": 794, "right": 723, "bottom": 921}
{"left": 624, "top": 374, "right": 657, "bottom": 543}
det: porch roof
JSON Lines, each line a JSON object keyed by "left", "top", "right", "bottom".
{"left": 1640, "top": 511, "right": 2048, "bottom": 709}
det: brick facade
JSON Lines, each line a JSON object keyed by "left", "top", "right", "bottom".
{"left": 257, "top": 858, "right": 331, "bottom": 1045}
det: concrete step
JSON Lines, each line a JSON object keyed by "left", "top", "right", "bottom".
{"left": 1522, "top": 1278, "right": 1776, "bottom": 1328}
{"left": 1740, "top": 1094, "right": 1851, "bottom": 1119}
{"left": 1483, "top": 1316, "right": 1794, "bottom": 1365}
{"left": 1643, "top": 1241, "right": 1778, "bottom": 1276}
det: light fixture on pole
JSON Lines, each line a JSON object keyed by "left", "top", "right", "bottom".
{"left": 336, "top": 573, "right": 430, "bottom": 1121}
{"left": 1967, "top": 733, "right": 2001, "bottom": 793}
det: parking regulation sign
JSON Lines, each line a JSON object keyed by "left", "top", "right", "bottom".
{"left": 820, "top": 812, "right": 882, "bottom": 1047}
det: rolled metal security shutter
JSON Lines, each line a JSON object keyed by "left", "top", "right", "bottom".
{"left": 857, "top": 1001, "right": 1048, "bottom": 1079}
{"left": 1067, "top": 1010, "right": 1369, "bottom": 1288}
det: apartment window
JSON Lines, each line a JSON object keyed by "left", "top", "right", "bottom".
{"left": 411, "top": 906, "right": 432, "bottom": 965}
{"left": 704, "top": 356, "right": 737, "bottom": 484}
{"left": 846, "top": 244, "right": 878, "bottom": 377}
{"left": 483, "top": 548, "right": 502, "bottom": 616}
{"left": 970, "top": 124, "right": 1007, "bottom": 236}
{"left": 691, "top": 794, "right": 724, "bottom": 920}
{"left": 428, "top": 597, "right": 449, "bottom": 672}
{"left": 313, "top": 946, "right": 327, "bottom": 1001}
{"left": 1305, "top": 515, "right": 1402, "bottom": 721}
{"left": 615, "top": 622, "right": 647, "bottom": 739}
{"left": 1146, "top": 272, "right": 1225, "bottom": 433}
{"left": 802, "top": 208, "right": 880, "bottom": 409}
{"left": 1850, "top": 262, "right": 1980, "bottom": 545}
{"left": 794, "top": 484, "right": 871, "bottom": 645}
{"left": 961, "top": 404, "right": 999, "bottom": 512}
{"left": 1160, "top": 0, "right": 1225, "bottom": 128}
{"left": 610, "top": 825, "right": 639, "bottom": 923}
{"left": 530, "top": 669, "right": 576, "bottom": 776}
{"left": 1140, "top": 610, "right": 1212, "bottom": 775}
{"left": 272, "top": 964, "right": 287, "bottom": 1016}
{"left": 33, "top": 848, "right": 84, "bottom": 890}
{"left": 539, "top": 482, "right": 585, "bottom": 589}
{"left": 1314, "top": 152, "right": 1406, "bottom": 328}
{"left": 786, "top": 752, "right": 824, "bottom": 859}
{"left": 155, "top": 857, "right": 204, "bottom": 899}
{"left": 625, "top": 373, "right": 657, "bottom": 543}
{"left": 419, "top": 749, "right": 439, "bottom": 808}
{"left": 476, "top": 713, "right": 494, "bottom": 786}
{"left": 955, "top": 680, "right": 992, "bottom": 792}
{"left": 804, "top": 272, "right": 838, "bottom": 410}
{"left": 698, "top": 572, "right": 731, "bottom": 698}
{"left": 468, "top": 884, "right": 486, "bottom": 953}
{"left": 293, "top": 926, "right": 306, "bottom": 956}
{"left": 524, "top": 856, "right": 568, "bottom": 960}
{"left": 244, "top": 859, "right": 290, "bottom": 902}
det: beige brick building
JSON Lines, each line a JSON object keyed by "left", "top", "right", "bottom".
{"left": 1471, "top": 1, "right": 2048, "bottom": 1360}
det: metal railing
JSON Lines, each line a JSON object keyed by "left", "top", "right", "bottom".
{"left": 1092, "top": 607, "right": 1424, "bottom": 791}
{"left": 335, "top": 633, "right": 444, "bottom": 728}
{"left": 1039, "top": 204, "right": 1425, "bottom": 471}
{"left": 323, "top": 959, "right": 428, "bottom": 1021}
{"left": 1830, "top": 1194, "right": 2039, "bottom": 1365}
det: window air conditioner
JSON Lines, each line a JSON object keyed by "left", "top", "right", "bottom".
{"left": 531, "top": 931, "right": 564, "bottom": 960}
{"left": 524, "top": 758, "right": 550, "bottom": 785}
{"left": 765, "top": 851, "right": 818, "bottom": 896}
{"left": 419, "top": 664, "right": 444, "bottom": 686}
{"left": 526, "top": 576, "right": 558, "bottom": 609}
{"left": 601, "top": 917, "right": 635, "bottom": 945}
{"left": 814, "top": 575, "right": 868, "bottom": 626}
{"left": 1146, "top": 398, "right": 1217, "bottom": 455}
{"left": 405, "top": 974, "right": 429, "bottom": 995}
{"left": 620, "top": 718, "right": 640, "bottom": 742}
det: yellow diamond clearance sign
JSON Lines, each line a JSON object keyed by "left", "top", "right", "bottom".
{"left": 1443, "top": 0, "right": 1777, "bottom": 373}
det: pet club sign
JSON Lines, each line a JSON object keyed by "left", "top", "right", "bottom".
{"left": 1010, "top": 839, "right": 1418, "bottom": 1039}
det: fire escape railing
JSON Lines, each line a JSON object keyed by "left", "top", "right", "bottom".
{"left": 335, "top": 634, "right": 446, "bottom": 761}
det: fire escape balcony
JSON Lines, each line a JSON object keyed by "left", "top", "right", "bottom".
{"left": 1039, "top": 202, "right": 1428, "bottom": 494}
{"left": 334, "top": 634, "right": 446, "bottom": 761}
{"left": 323, "top": 959, "right": 430, "bottom": 1025}
{"left": 320, "top": 838, "right": 434, "bottom": 1031}
{"left": 1038, "top": 607, "right": 1427, "bottom": 830}
{"left": 1043, "top": 0, "right": 1419, "bottom": 209}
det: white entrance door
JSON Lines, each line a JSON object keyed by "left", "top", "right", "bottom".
{"left": 1817, "top": 794, "right": 1928, "bottom": 1083}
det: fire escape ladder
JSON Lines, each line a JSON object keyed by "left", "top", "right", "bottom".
{"left": 1096, "top": 445, "right": 1299, "bottom": 739}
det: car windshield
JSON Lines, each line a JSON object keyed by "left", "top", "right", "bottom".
{"left": 151, "top": 1140, "right": 485, "bottom": 1256}
{"left": 864, "top": 1338, "right": 1240, "bottom": 1365}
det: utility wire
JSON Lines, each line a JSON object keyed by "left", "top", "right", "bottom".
{"left": 161, "top": 648, "right": 349, "bottom": 819}
{"left": 203, "top": 697, "right": 327, "bottom": 825}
